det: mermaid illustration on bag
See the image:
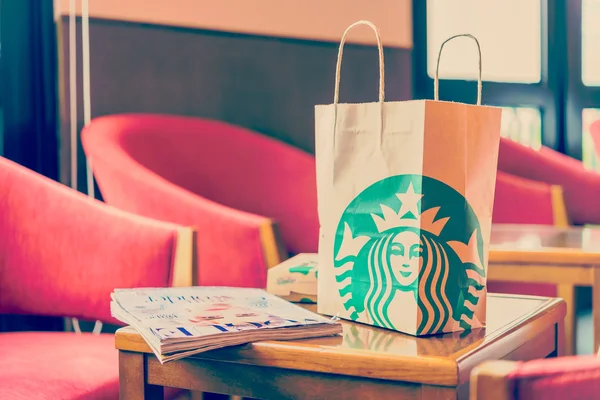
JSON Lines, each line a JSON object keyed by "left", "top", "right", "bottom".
{"left": 333, "top": 175, "right": 487, "bottom": 335}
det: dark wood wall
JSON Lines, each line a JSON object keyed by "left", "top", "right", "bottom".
{"left": 57, "top": 17, "right": 412, "bottom": 192}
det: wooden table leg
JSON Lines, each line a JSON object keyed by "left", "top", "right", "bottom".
{"left": 119, "top": 351, "right": 164, "bottom": 400}
{"left": 557, "top": 284, "right": 576, "bottom": 355}
{"left": 556, "top": 320, "right": 565, "bottom": 357}
{"left": 593, "top": 267, "right": 600, "bottom": 354}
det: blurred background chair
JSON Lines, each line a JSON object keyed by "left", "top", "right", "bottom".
{"left": 82, "top": 113, "right": 319, "bottom": 288}
{"left": 493, "top": 170, "right": 568, "bottom": 227}
{"left": 0, "top": 156, "right": 195, "bottom": 400}
{"left": 488, "top": 170, "right": 568, "bottom": 298}
{"left": 498, "top": 137, "right": 600, "bottom": 226}
{"left": 496, "top": 137, "right": 600, "bottom": 354}
{"left": 471, "top": 357, "right": 600, "bottom": 400}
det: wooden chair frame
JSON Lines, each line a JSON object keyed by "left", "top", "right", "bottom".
{"left": 470, "top": 360, "right": 517, "bottom": 400}
{"left": 259, "top": 220, "right": 288, "bottom": 270}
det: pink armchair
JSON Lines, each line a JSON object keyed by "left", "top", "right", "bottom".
{"left": 0, "top": 156, "right": 195, "bottom": 399}
{"left": 489, "top": 170, "right": 568, "bottom": 297}
{"left": 493, "top": 170, "right": 568, "bottom": 226}
{"left": 498, "top": 137, "right": 600, "bottom": 225}
{"left": 82, "top": 114, "right": 319, "bottom": 288}
{"left": 471, "top": 357, "right": 600, "bottom": 400}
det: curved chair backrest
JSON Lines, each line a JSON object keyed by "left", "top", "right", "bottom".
{"left": 493, "top": 170, "right": 568, "bottom": 227}
{"left": 0, "top": 156, "right": 195, "bottom": 324}
{"left": 498, "top": 137, "right": 597, "bottom": 225}
{"left": 82, "top": 114, "right": 318, "bottom": 287}
{"left": 489, "top": 171, "right": 567, "bottom": 298}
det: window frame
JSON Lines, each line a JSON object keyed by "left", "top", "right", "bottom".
{"left": 412, "top": 0, "right": 567, "bottom": 153}
{"left": 565, "top": 0, "right": 600, "bottom": 163}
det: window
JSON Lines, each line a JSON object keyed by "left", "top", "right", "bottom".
{"left": 562, "top": 1, "right": 600, "bottom": 169}
{"left": 501, "top": 107, "right": 542, "bottom": 150}
{"left": 414, "top": 0, "right": 563, "bottom": 152}
{"left": 417, "top": 0, "right": 600, "bottom": 164}
{"left": 582, "top": 108, "right": 600, "bottom": 170}
{"left": 582, "top": 0, "right": 600, "bottom": 86}
{"left": 426, "top": 0, "right": 541, "bottom": 83}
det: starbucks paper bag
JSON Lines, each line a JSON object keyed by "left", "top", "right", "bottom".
{"left": 315, "top": 22, "right": 502, "bottom": 336}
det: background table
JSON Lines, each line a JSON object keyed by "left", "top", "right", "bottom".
{"left": 489, "top": 224, "right": 600, "bottom": 355}
{"left": 116, "top": 294, "right": 565, "bottom": 400}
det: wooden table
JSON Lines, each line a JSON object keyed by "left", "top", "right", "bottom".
{"left": 116, "top": 294, "right": 565, "bottom": 400}
{"left": 489, "top": 224, "right": 600, "bottom": 355}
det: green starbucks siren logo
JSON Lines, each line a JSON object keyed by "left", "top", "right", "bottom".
{"left": 333, "top": 175, "right": 486, "bottom": 335}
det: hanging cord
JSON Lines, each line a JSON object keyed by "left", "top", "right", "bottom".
{"left": 82, "top": 0, "right": 103, "bottom": 335}
{"left": 68, "top": 0, "right": 83, "bottom": 336}
{"left": 69, "top": 0, "right": 77, "bottom": 191}
{"left": 434, "top": 33, "right": 482, "bottom": 105}
{"left": 82, "top": 0, "right": 95, "bottom": 199}
{"left": 67, "top": 0, "right": 102, "bottom": 335}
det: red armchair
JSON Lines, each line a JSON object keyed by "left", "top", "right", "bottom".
{"left": 489, "top": 171, "right": 568, "bottom": 297}
{"left": 0, "top": 156, "right": 195, "bottom": 399}
{"left": 493, "top": 170, "right": 568, "bottom": 226}
{"left": 471, "top": 357, "right": 600, "bottom": 400}
{"left": 82, "top": 114, "right": 319, "bottom": 288}
{"left": 498, "top": 137, "right": 600, "bottom": 225}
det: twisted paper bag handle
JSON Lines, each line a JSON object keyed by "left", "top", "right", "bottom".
{"left": 334, "top": 20, "right": 385, "bottom": 104}
{"left": 434, "top": 34, "right": 482, "bottom": 105}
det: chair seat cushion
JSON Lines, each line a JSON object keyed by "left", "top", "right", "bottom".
{"left": 0, "top": 331, "right": 179, "bottom": 400}
{"left": 510, "top": 356, "right": 600, "bottom": 400}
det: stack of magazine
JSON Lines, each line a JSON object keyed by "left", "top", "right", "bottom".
{"left": 111, "top": 286, "right": 342, "bottom": 363}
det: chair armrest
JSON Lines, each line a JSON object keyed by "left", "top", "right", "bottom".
{"left": 470, "top": 360, "right": 516, "bottom": 400}
{"left": 472, "top": 357, "right": 600, "bottom": 400}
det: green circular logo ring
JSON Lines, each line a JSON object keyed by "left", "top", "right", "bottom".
{"left": 333, "top": 174, "right": 486, "bottom": 335}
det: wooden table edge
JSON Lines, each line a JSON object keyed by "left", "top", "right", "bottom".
{"left": 454, "top": 297, "right": 563, "bottom": 360}
{"left": 455, "top": 297, "right": 566, "bottom": 385}
{"left": 115, "top": 328, "right": 459, "bottom": 386}
{"left": 489, "top": 247, "right": 600, "bottom": 265}
{"left": 115, "top": 297, "right": 564, "bottom": 387}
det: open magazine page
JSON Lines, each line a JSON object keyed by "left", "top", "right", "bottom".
{"left": 111, "top": 287, "right": 336, "bottom": 342}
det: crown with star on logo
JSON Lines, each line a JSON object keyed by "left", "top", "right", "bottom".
{"left": 370, "top": 182, "right": 449, "bottom": 236}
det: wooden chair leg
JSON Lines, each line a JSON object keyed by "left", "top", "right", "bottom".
{"left": 557, "top": 283, "right": 576, "bottom": 355}
{"left": 119, "top": 351, "right": 164, "bottom": 400}
{"left": 556, "top": 319, "right": 565, "bottom": 356}
{"left": 593, "top": 267, "right": 600, "bottom": 354}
